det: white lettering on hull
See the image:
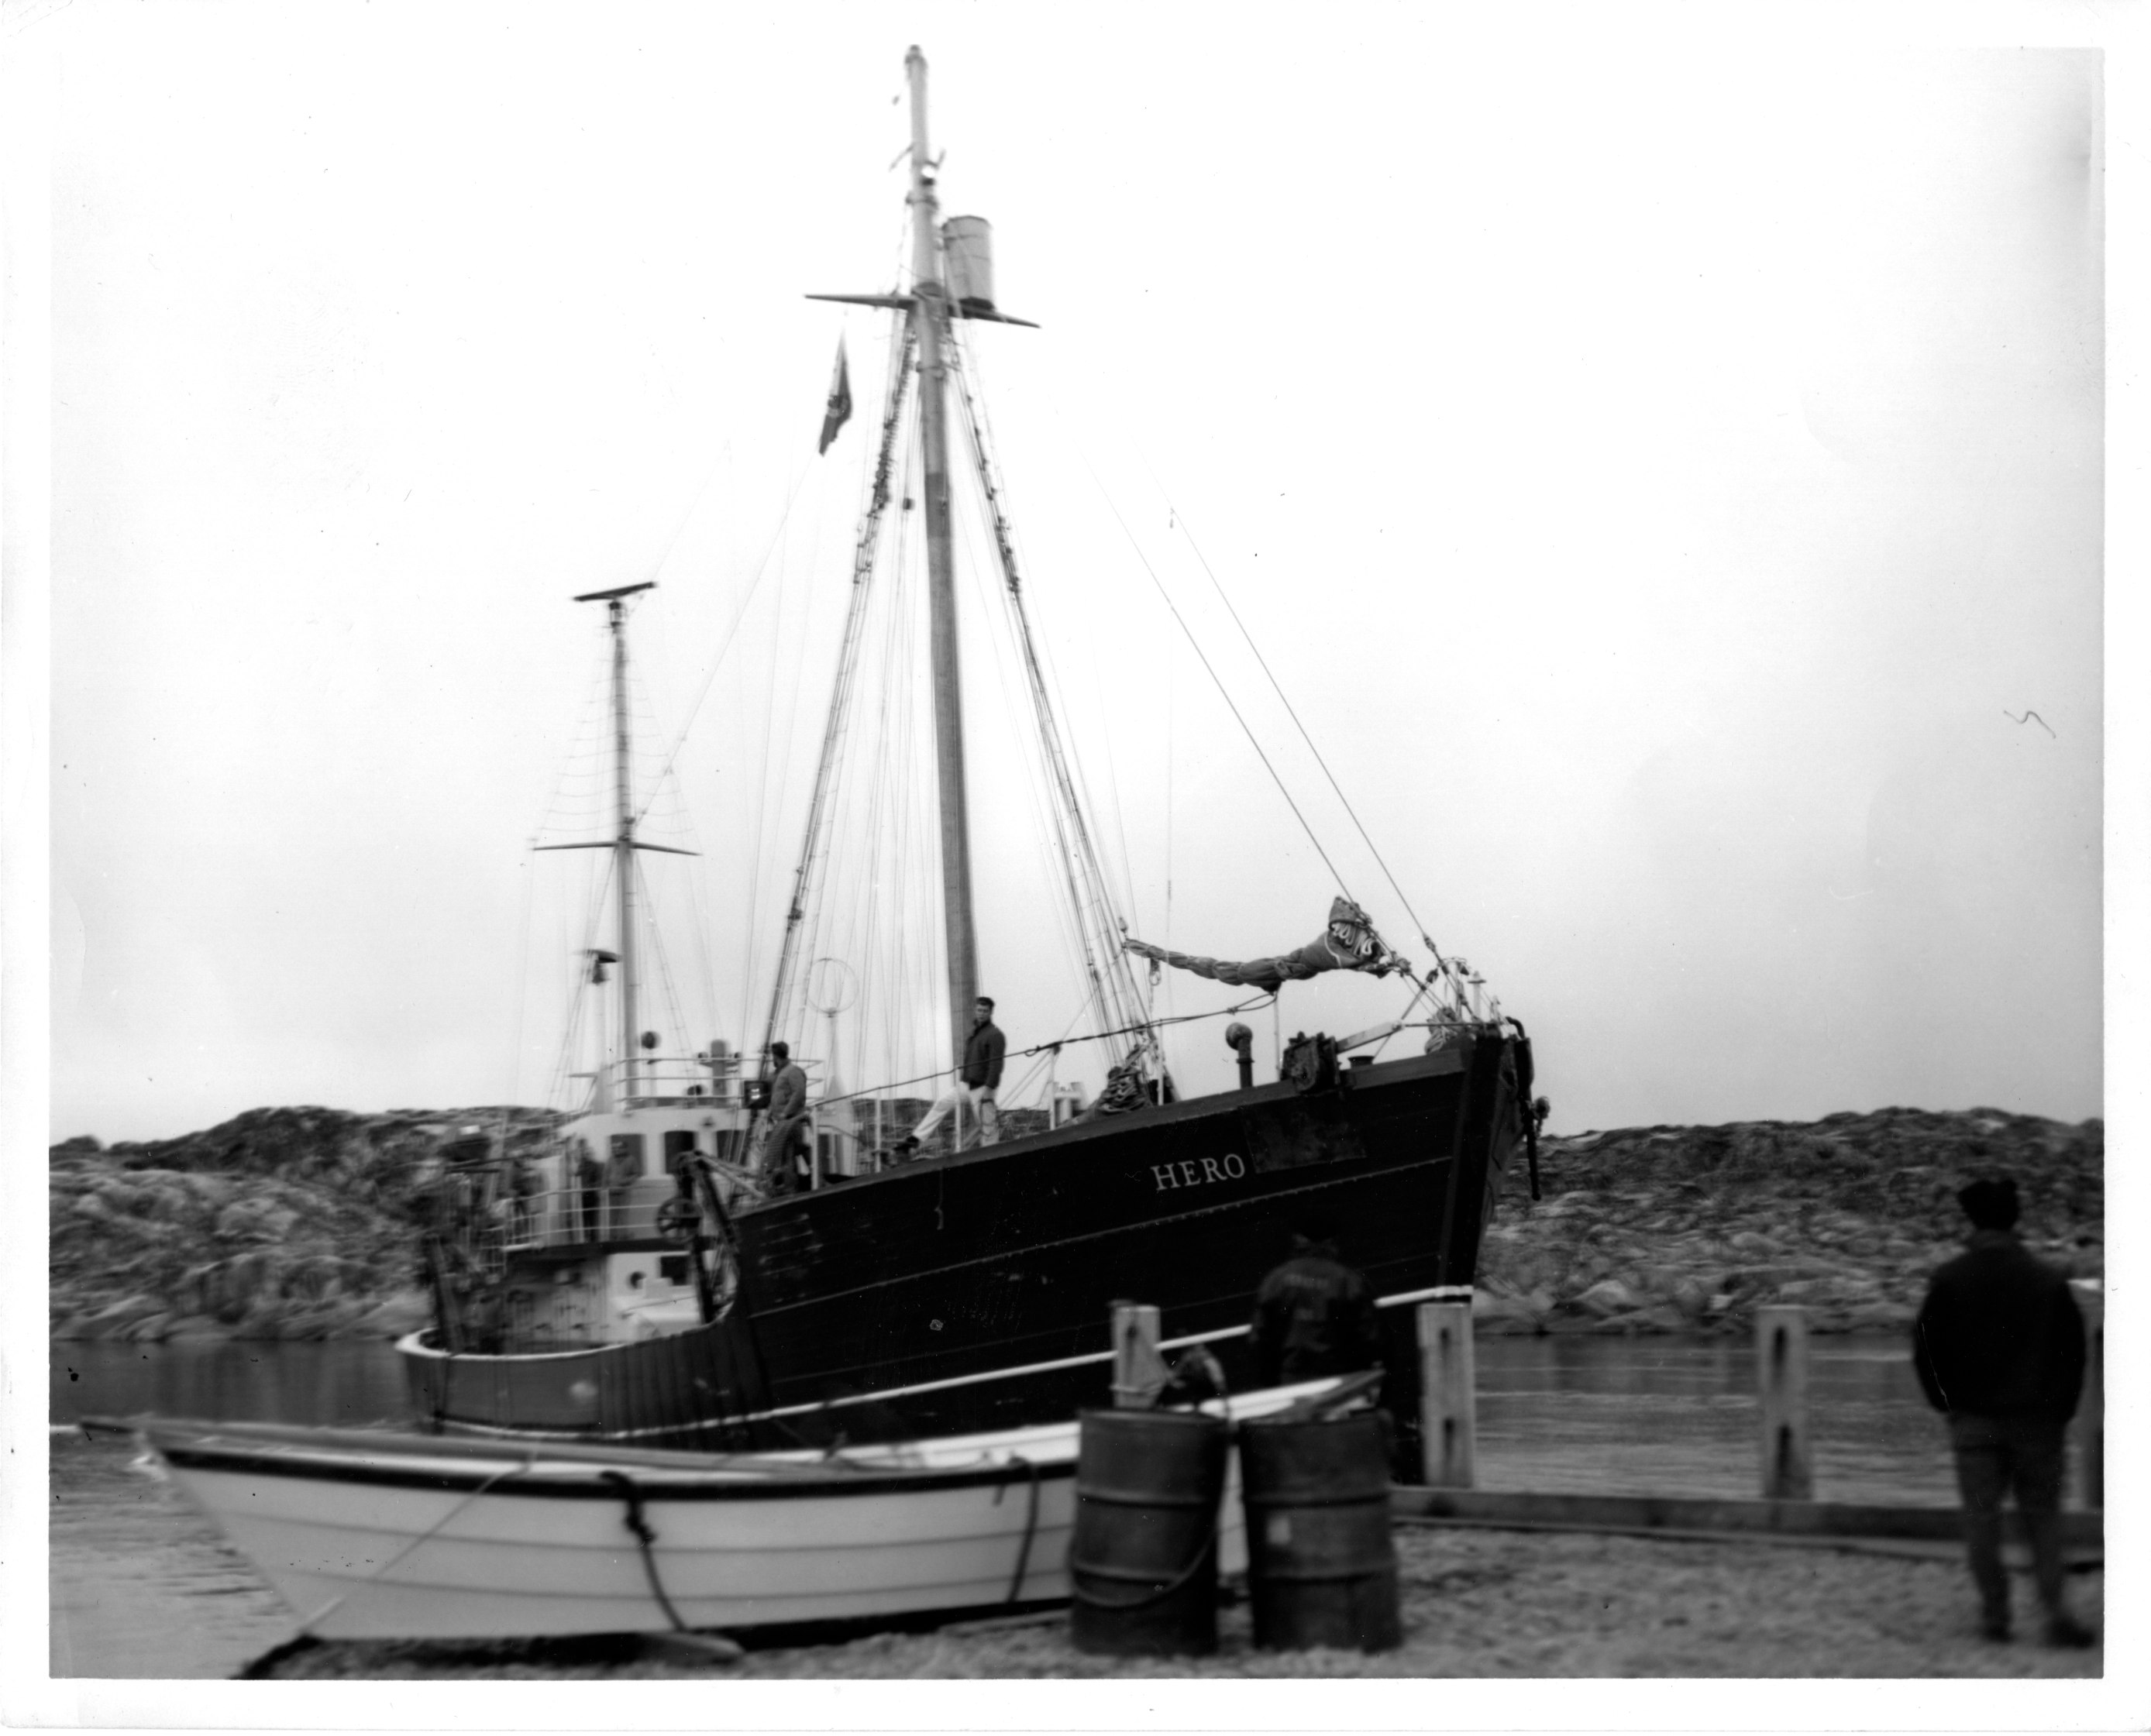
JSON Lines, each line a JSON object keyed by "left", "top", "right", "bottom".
{"left": 1149, "top": 1152, "right": 1247, "bottom": 1192}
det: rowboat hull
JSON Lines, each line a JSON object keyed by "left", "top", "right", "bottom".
{"left": 135, "top": 1384, "right": 1332, "bottom": 1641}
{"left": 400, "top": 1032, "right": 1529, "bottom": 1463}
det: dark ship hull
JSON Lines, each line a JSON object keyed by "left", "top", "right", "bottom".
{"left": 401, "top": 1029, "right": 1530, "bottom": 1472}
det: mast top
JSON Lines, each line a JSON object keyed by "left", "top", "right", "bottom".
{"left": 573, "top": 581, "right": 656, "bottom": 604}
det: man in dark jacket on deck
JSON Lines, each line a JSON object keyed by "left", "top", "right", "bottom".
{"left": 1913, "top": 1175, "right": 2093, "bottom": 1647}
{"left": 897, "top": 998, "right": 1006, "bottom": 1154}
{"left": 762, "top": 1041, "right": 811, "bottom": 1196}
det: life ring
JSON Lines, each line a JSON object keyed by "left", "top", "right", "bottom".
{"left": 656, "top": 1197, "right": 701, "bottom": 1244}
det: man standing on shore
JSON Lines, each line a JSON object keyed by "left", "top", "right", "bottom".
{"left": 1913, "top": 1175, "right": 2094, "bottom": 1648}
{"left": 896, "top": 998, "right": 1006, "bottom": 1156}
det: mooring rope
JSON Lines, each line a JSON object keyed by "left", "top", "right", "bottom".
{"left": 600, "top": 1469, "right": 692, "bottom": 1634}
{"left": 1001, "top": 1455, "right": 1044, "bottom": 1604}
{"left": 264, "top": 1448, "right": 536, "bottom": 1660}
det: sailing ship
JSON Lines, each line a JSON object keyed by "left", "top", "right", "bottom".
{"left": 398, "top": 46, "right": 1544, "bottom": 1473}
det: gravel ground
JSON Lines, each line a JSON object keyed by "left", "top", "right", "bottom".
{"left": 254, "top": 1525, "right": 2102, "bottom": 1681}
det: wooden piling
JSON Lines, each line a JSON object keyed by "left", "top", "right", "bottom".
{"left": 1756, "top": 1305, "right": 1813, "bottom": 1501}
{"left": 1110, "top": 1301, "right": 1167, "bottom": 1408}
{"left": 2079, "top": 1294, "right": 2103, "bottom": 1510}
{"left": 1416, "top": 1301, "right": 1476, "bottom": 1488}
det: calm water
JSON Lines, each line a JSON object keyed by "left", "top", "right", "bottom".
{"left": 48, "top": 1336, "right": 1965, "bottom": 1679}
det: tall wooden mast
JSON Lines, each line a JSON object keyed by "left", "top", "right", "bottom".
{"left": 604, "top": 588, "right": 640, "bottom": 1089}
{"left": 544, "top": 582, "right": 694, "bottom": 1109}
{"left": 805, "top": 49, "right": 1042, "bottom": 1072}
{"left": 904, "top": 46, "right": 980, "bottom": 1065}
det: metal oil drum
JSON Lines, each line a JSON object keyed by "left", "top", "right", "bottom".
{"left": 1069, "top": 1408, "right": 1228, "bottom": 1657}
{"left": 1238, "top": 1411, "right": 1402, "bottom": 1652}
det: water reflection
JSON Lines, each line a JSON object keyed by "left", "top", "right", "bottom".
{"left": 50, "top": 1336, "right": 1961, "bottom": 1506}
{"left": 52, "top": 1340, "right": 408, "bottom": 1431}
{"left": 1474, "top": 1338, "right": 1957, "bottom": 1504}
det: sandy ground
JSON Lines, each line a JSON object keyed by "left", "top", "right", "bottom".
{"left": 254, "top": 1525, "right": 2102, "bottom": 1681}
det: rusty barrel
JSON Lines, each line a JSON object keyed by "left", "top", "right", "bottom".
{"left": 1238, "top": 1411, "right": 1402, "bottom": 1652}
{"left": 1069, "top": 1408, "right": 1228, "bottom": 1656}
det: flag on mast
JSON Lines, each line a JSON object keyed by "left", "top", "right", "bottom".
{"left": 817, "top": 339, "right": 853, "bottom": 454}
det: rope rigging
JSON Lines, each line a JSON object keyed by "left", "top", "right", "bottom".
{"left": 804, "top": 988, "right": 1279, "bottom": 1115}
{"left": 1077, "top": 449, "right": 1478, "bottom": 1023}
{"left": 1140, "top": 469, "right": 1456, "bottom": 980}
{"left": 748, "top": 235, "right": 1495, "bottom": 1143}
{"left": 946, "top": 322, "right": 1155, "bottom": 1074}
{"left": 761, "top": 313, "right": 921, "bottom": 1061}
{"left": 1081, "top": 461, "right": 1361, "bottom": 904}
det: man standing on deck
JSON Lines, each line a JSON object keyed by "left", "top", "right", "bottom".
{"left": 762, "top": 1040, "right": 811, "bottom": 1196}
{"left": 1913, "top": 1175, "right": 2094, "bottom": 1648}
{"left": 573, "top": 1139, "right": 603, "bottom": 1242}
{"left": 896, "top": 998, "right": 1005, "bottom": 1156}
{"left": 1247, "top": 1218, "right": 1382, "bottom": 1387}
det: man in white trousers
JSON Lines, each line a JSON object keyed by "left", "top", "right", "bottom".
{"left": 897, "top": 998, "right": 1006, "bottom": 1156}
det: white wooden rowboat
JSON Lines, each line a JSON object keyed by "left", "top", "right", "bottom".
{"left": 122, "top": 1380, "right": 1346, "bottom": 1641}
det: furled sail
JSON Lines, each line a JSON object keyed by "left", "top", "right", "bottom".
{"left": 1123, "top": 897, "right": 1402, "bottom": 992}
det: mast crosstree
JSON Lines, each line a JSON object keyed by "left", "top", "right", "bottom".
{"left": 541, "top": 581, "right": 696, "bottom": 1109}
{"left": 788, "top": 44, "right": 1162, "bottom": 1107}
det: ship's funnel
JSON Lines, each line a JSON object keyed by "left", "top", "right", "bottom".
{"left": 943, "top": 215, "right": 994, "bottom": 313}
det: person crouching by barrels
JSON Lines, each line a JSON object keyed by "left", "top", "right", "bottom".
{"left": 1248, "top": 1215, "right": 1381, "bottom": 1388}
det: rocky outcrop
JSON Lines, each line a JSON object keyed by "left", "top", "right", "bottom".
{"left": 49, "top": 1106, "right": 556, "bottom": 1342}
{"left": 1472, "top": 1105, "right": 2102, "bottom": 1336}
{"left": 50, "top": 1102, "right": 2101, "bottom": 1343}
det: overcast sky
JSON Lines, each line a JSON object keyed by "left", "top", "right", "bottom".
{"left": 12, "top": 2, "right": 2136, "bottom": 1146}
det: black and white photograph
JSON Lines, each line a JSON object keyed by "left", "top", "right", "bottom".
{"left": 3, "top": 0, "right": 2140, "bottom": 1727}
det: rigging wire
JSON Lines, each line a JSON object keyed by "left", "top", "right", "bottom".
{"left": 946, "top": 325, "right": 1151, "bottom": 1064}
{"left": 963, "top": 331, "right": 1154, "bottom": 967}
{"left": 505, "top": 851, "right": 539, "bottom": 1108}
{"left": 775, "top": 345, "right": 943, "bottom": 1106}
{"left": 550, "top": 848, "right": 617, "bottom": 1111}
{"left": 532, "top": 624, "right": 634, "bottom": 1109}
{"left": 807, "top": 988, "right": 1279, "bottom": 1114}
{"left": 762, "top": 311, "right": 919, "bottom": 1060}
{"left": 776, "top": 321, "right": 914, "bottom": 1065}
{"left": 1163, "top": 638, "right": 1174, "bottom": 1046}
{"left": 1136, "top": 463, "right": 1452, "bottom": 974}
{"left": 736, "top": 443, "right": 837, "bottom": 1059}
{"left": 644, "top": 854, "right": 697, "bottom": 1066}
{"left": 959, "top": 327, "right": 1155, "bottom": 964}
{"left": 949, "top": 462, "right": 1101, "bottom": 1050}
{"left": 633, "top": 455, "right": 817, "bottom": 831}
{"left": 1078, "top": 452, "right": 1363, "bottom": 906}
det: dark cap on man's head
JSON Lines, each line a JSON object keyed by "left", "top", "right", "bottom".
{"left": 1958, "top": 1176, "right": 2020, "bottom": 1230}
{"left": 769, "top": 1040, "right": 790, "bottom": 1061}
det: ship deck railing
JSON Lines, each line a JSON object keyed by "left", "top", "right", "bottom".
{"left": 487, "top": 1184, "right": 688, "bottom": 1254}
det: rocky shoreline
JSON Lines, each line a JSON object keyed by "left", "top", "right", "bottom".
{"left": 48, "top": 1106, "right": 557, "bottom": 1346}
{"left": 49, "top": 1103, "right": 2101, "bottom": 1344}
{"left": 1475, "top": 1105, "right": 2101, "bottom": 1336}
